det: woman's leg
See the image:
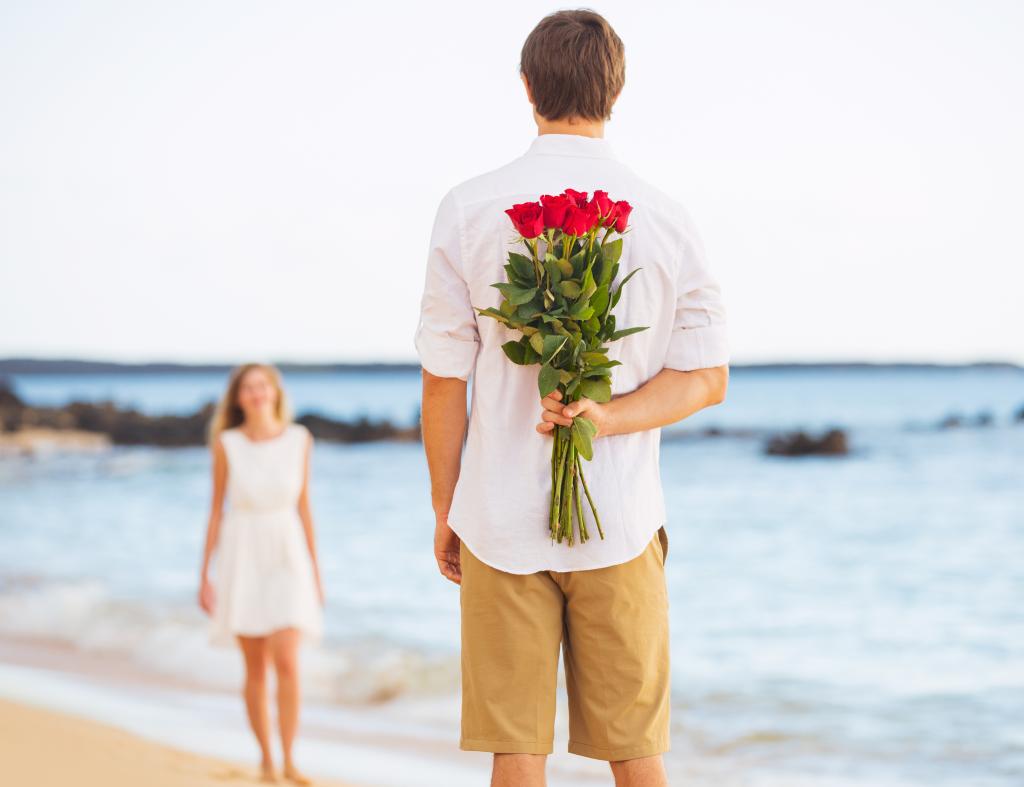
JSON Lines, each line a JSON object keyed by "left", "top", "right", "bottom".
{"left": 237, "top": 635, "right": 275, "bottom": 781}
{"left": 268, "top": 627, "right": 308, "bottom": 783}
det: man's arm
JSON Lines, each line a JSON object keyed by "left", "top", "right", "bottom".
{"left": 536, "top": 365, "right": 728, "bottom": 437}
{"left": 414, "top": 189, "right": 478, "bottom": 584}
{"left": 421, "top": 369, "right": 469, "bottom": 584}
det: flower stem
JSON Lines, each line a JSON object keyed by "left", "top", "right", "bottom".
{"left": 576, "top": 454, "right": 604, "bottom": 540}
{"left": 550, "top": 428, "right": 568, "bottom": 540}
{"left": 573, "top": 462, "right": 587, "bottom": 543}
{"left": 561, "top": 438, "right": 577, "bottom": 544}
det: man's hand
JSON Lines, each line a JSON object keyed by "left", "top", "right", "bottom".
{"left": 536, "top": 390, "right": 613, "bottom": 437}
{"left": 434, "top": 515, "right": 462, "bottom": 585}
{"left": 537, "top": 367, "right": 728, "bottom": 439}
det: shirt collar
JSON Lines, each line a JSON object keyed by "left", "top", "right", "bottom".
{"left": 524, "top": 133, "right": 617, "bottom": 160}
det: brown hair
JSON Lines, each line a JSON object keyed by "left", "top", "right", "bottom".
{"left": 520, "top": 9, "right": 625, "bottom": 122}
{"left": 208, "top": 363, "right": 292, "bottom": 444}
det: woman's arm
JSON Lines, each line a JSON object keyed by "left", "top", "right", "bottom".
{"left": 297, "top": 430, "right": 323, "bottom": 604}
{"left": 198, "top": 437, "right": 228, "bottom": 614}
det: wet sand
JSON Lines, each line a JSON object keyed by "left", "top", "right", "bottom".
{"left": 0, "top": 696, "right": 357, "bottom": 787}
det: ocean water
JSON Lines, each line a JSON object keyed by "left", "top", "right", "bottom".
{"left": 0, "top": 366, "right": 1022, "bottom": 786}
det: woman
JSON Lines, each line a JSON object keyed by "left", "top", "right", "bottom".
{"left": 199, "top": 363, "right": 323, "bottom": 785}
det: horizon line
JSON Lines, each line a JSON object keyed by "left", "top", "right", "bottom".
{"left": 1, "top": 356, "right": 1021, "bottom": 374}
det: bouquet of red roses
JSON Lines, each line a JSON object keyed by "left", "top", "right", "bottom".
{"left": 477, "top": 189, "right": 647, "bottom": 545}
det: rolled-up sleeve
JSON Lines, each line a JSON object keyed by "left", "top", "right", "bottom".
{"left": 414, "top": 190, "right": 480, "bottom": 380}
{"left": 663, "top": 214, "right": 730, "bottom": 371}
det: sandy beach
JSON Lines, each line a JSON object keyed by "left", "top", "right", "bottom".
{"left": 0, "top": 697, "right": 356, "bottom": 787}
{"left": 0, "top": 427, "right": 110, "bottom": 456}
{"left": 0, "top": 637, "right": 512, "bottom": 787}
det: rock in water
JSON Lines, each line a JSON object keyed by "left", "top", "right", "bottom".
{"left": 765, "top": 429, "right": 849, "bottom": 457}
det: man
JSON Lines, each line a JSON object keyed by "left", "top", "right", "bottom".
{"left": 415, "top": 10, "right": 729, "bottom": 787}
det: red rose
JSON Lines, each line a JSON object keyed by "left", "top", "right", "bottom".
{"left": 606, "top": 200, "right": 632, "bottom": 232}
{"left": 563, "top": 188, "right": 589, "bottom": 208}
{"left": 589, "top": 190, "right": 613, "bottom": 219}
{"left": 540, "top": 193, "right": 572, "bottom": 229}
{"left": 505, "top": 201, "right": 545, "bottom": 239}
{"left": 561, "top": 201, "right": 600, "bottom": 236}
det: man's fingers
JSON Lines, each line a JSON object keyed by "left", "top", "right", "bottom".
{"left": 541, "top": 396, "right": 566, "bottom": 413}
{"left": 536, "top": 421, "right": 555, "bottom": 435}
{"left": 436, "top": 552, "right": 462, "bottom": 585}
{"left": 438, "top": 560, "right": 461, "bottom": 584}
{"left": 542, "top": 409, "right": 573, "bottom": 427}
{"left": 562, "top": 397, "right": 592, "bottom": 419}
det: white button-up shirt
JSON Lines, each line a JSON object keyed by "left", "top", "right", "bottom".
{"left": 415, "top": 133, "right": 729, "bottom": 574}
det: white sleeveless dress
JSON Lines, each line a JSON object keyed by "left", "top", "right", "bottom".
{"left": 210, "top": 422, "right": 323, "bottom": 646}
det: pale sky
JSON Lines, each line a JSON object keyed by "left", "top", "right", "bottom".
{"left": 1, "top": 1, "right": 1022, "bottom": 364}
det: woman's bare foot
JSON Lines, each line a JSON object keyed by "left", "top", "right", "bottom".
{"left": 260, "top": 760, "right": 279, "bottom": 783}
{"left": 283, "top": 763, "right": 313, "bottom": 785}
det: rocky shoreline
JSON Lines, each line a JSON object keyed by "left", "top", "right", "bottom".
{"left": 0, "top": 383, "right": 418, "bottom": 452}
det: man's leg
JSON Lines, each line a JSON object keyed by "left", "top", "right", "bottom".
{"left": 561, "top": 528, "right": 672, "bottom": 773}
{"left": 492, "top": 753, "right": 548, "bottom": 787}
{"left": 458, "top": 541, "right": 563, "bottom": 765}
{"left": 610, "top": 755, "right": 668, "bottom": 787}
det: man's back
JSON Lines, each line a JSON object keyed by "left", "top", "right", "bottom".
{"left": 416, "top": 132, "right": 729, "bottom": 574}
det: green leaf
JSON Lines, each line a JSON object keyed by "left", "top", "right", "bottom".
{"left": 571, "top": 416, "right": 598, "bottom": 461}
{"left": 583, "top": 366, "right": 612, "bottom": 378}
{"left": 517, "top": 302, "right": 542, "bottom": 320}
{"left": 501, "top": 341, "right": 527, "bottom": 364}
{"left": 580, "top": 269, "right": 597, "bottom": 300}
{"left": 476, "top": 306, "right": 512, "bottom": 326}
{"left": 579, "top": 377, "right": 612, "bottom": 403}
{"left": 544, "top": 258, "right": 563, "bottom": 286}
{"left": 538, "top": 364, "right": 560, "bottom": 397}
{"left": 603, "top": 238, "right": 623, "bottom": 267}
{"left": 522, "top": 343, "right": 541, "bottom": 364}
{"left": 557, "top": 258, "right": 574, "bottom": 277}
{"left": 610, "top": 325, "right": 649, "bottom": 341}
{"left": 581, "top": 351, "right": 609, "bottom": 365}
{"left": 541, "top": 334, "right": 567, "bottom": 365}
{"left": 569, "top": 301, "right": 595, "bottom": 320}
{"left": 615, "top": 266, "right": 642, "bottom": 292}
{"left": 508, "top": 252, "right": 535, "bottom": 281}
{"left": 590, "top": 284, "right": 609, "bottom": 316}
{"left": 507, "top": 266, "right": 535, "bottom": 290}
{"left": 559, "top": 280, "right": 582, "bottom": 298}
{"left": 494, "top": 283, "right": 537, "bottom": 305}
{"left": 529, "top": 332, "right": 545, "bottom": 356}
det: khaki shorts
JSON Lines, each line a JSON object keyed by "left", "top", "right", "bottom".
{"left": 458, "top": 526, "right": 671, "bottom": 762}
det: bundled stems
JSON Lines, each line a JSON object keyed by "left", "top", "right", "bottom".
{"left": 549, "top": 414, "right": 601, "bottom": 545}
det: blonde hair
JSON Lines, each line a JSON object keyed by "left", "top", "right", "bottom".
{"left": 208, "top": 363, "right": 293, "bottom": 444}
